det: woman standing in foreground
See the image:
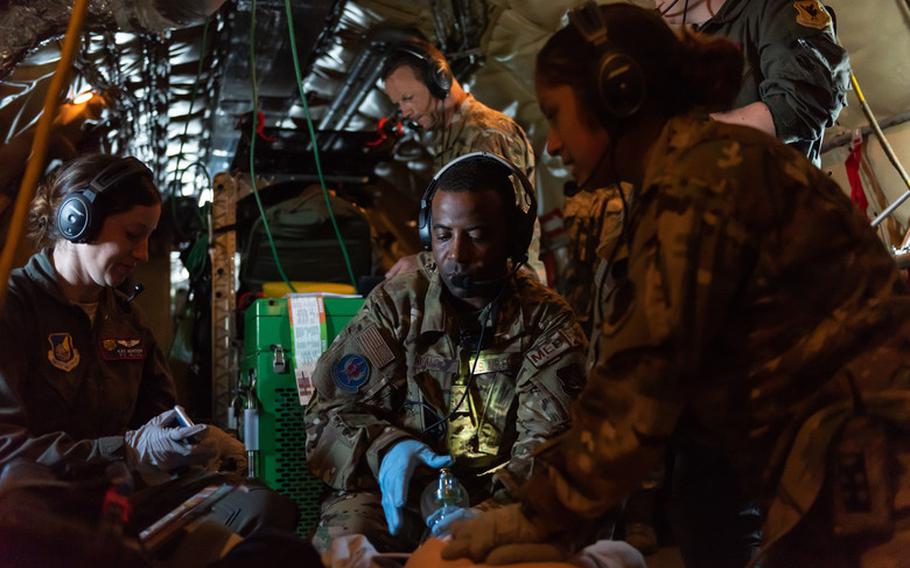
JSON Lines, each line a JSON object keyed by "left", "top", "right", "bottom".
{"left": 443, "top": 3, "right": 910, "bottom": 567}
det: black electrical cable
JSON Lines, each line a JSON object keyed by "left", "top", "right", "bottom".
{"left": 420, "top": 265, "right": 518, "bottom": 436}
{"left": 421, "top": 302, "right": 493, "bottom": 436}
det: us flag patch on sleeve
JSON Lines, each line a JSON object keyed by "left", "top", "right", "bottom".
{"left": 358, "top": 324, "right": 395, "bottom": 369}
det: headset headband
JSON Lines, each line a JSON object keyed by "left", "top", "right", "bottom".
{"left": 418, "top": 151, "right": 536, "bottom": 261}
{"left": 56, "top": 156, "right": 154, "bottom": 244}
{"left": 89, "top": 156, "right": 153, "bottom": 194}
{"left": 567, "top": 1, "right": 646, "bottom": 120}
{"left": 389, "top": 40, "right": 452, "bottom": 100}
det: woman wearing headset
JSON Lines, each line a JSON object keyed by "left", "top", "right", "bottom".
{"left": 442, "top": 3, "right": 910, "bottom": 567}
{"left": 0, "top": 154, "right": 249, "bottom": 486}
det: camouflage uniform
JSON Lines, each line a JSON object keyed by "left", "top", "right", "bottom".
{"left": 431, "top": 95, "right": 545, "bottom": 279}
{"left": 430, "top": 94, "right": 534, "bottom": 182}
{"left": 305, "top": 252, "right": 586, "bottom": 552}
{"left": 696, "top": 0, "right": 851, "bottom": 164}
{"left": 517, "top": 113, "right": 910, "bottom": 565}
{"left": 559, "top": 184, "right": 629, "bottom": 337}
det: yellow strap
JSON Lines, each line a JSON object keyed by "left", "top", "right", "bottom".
{"left": 0, "top": 0, "right": 91, "bottom": 309}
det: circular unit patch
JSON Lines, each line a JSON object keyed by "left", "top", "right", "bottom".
{"left": 332, "top": 354, "right": 371, "bottom": 392}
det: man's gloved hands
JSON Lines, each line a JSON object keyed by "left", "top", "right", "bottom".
{"left": 427, "top": 506, "right": 478, "bottom": 538}
{"left": 198, "top": 425, "right": 248, "bottom": 473}
{"left": 378, "top": 439, "right": 452, "bottom": 535}
{"left": 441, "top": 503, "right": 563, "bottom": 565}
{"left": 124, "top": 408, "right": 213, "bottom": 471}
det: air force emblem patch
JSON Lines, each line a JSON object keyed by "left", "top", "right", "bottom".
{"left": 47, "top": 333, "right": 80, "bottom": 372}
{"left": 794, "top": 0, "right": 831, "bottom": 30}
{"left": 332, "top": 354, "right": 371, "bottom": 392}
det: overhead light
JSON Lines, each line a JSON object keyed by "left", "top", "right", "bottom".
{"left": 72, "top": 91, "right": 95, "bottom": 105}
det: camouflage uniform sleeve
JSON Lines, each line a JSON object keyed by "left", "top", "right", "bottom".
{"left": 756, "top": 0, "right": 850, "bottom": 146}
{"left": 505, "top": 306, "right": 588, "bottom": 490}
{"left": 304, "top": 285, "right": 412, "bottom": 491}
{"left": 466, "top": 125, "right": 536, "bottom": 186}
{"left": 519, "top": 174, "right": 755, "bottom": 528}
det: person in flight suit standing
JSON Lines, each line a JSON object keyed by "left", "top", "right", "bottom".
{"left": 656, "top": 0, "right": 851, "bottom": 165}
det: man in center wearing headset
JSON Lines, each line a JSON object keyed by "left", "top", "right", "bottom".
{"left": 381, "top": 38, "right": 547, "bottom": 281}
{"left": 303, "top": 152, "right": 587, "bottom": 553}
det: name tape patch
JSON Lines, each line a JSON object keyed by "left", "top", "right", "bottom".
{"left": 100, "top": 337, "right": 146, "bottom": 361}
{"left": 415, "top": 355, "right": 459, "bottom": 374}
{"left": 526, "top": 329, "right": 575, "bottom": 369}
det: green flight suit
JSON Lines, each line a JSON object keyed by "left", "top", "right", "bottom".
{"left": 305, "top": 252, "right": 586, "bottom": 551}
{"left": 516, "top": 113, "right": 910, "bottom": 564}
{"left": 0, "top": 250, "right": 176, "bottom": 469}
{"left": 697, "top": 0, "right": 851, "bottom": 164}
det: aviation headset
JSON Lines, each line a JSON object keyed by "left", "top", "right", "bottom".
{"left": 390, "top": 40, "right": 453, "bottom": 101}
{"left": 418, "top": 151, "right": 537, "bottom": 264}
{"left": 568, "top": 1, "right": 646, "bottom": 121}
{"left": 56, "top": 156, "right": 154, "bottom": 244}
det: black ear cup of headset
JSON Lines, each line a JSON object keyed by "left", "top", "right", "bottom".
{"left": 569, "top": 1, "right": 646, "bottom": 120}
{"left": 418, "top": 151, "right": 537, "bottom": 264}
{"left": 56, "top": 156, "right": 154, "bottom": 244}
{"left": 392, "top": 41, "right": 453, "bottom": 101}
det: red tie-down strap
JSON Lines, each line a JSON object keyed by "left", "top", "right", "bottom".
{"left": 845, "top": 130, "right": 868, "bottom": 217}
{"left": 256, "top": 111, "right": 278, "bottom": 142}
{"left": 367, "top": 116, "right": 404, "bottom": 147}
{"left": 102, "top": 486, "right": 133, "bottom": 524}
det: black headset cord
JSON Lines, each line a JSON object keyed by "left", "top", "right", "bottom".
{"left": 420, "top": 262, "right": 521, "bottom": 436}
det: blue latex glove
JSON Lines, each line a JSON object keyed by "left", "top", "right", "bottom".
{"left": 427, "top": 506, "right": 479, "bottom": 537}
{"left": 379, "top": 439, "right": 452, "bottom": 535}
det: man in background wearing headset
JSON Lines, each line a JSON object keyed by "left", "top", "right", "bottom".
{"left": 656, "top": 0, "right": 851, "bottom": 165}
{"left": 381, "top": 38, "right": 547, "bottom": 281}
{"left": 303, "top": 153, "right": 586, "bottom": 553}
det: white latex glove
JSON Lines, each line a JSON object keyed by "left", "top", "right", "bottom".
{"left": 124, "top": 408, "right": 212, "bottom": 471}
